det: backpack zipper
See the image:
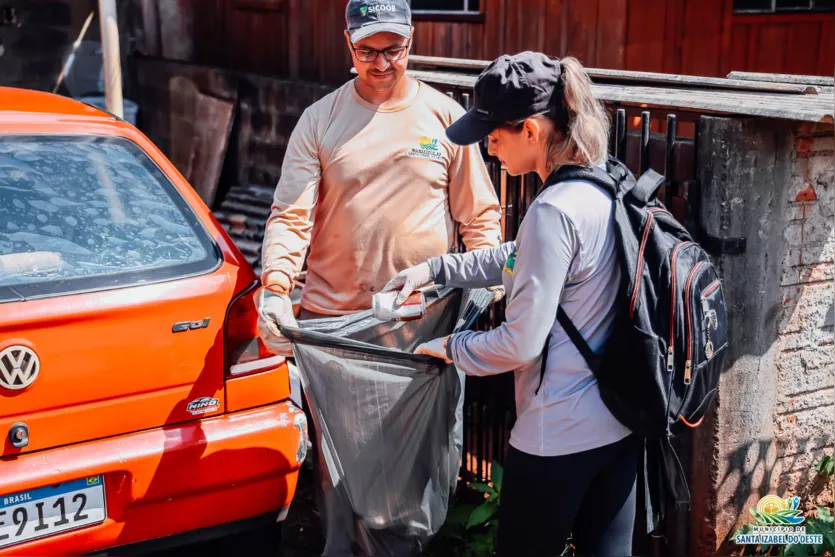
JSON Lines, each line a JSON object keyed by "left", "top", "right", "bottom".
{"left": 630, "top": 209, "right": 665, "bottom": 318}
{"left": 701, "top": 280, "right": 721, "bottom": 360}
{"left": 683, "top": 261, "right": 705, "bottom": 384}
{"left": 667, "top": 241, "right": 692, "bottom": 373}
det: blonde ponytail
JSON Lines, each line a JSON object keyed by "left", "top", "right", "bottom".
{"left": 546, "top": 56, "right": 609, "bottom": 169}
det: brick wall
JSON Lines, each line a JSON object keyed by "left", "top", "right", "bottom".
{"left": 234, "top": 74, "right": 335, "bottom": 186}
{"left": 131, "top": 56, "right": 335, "bottom": 194}
{"left": 774, "top": 123, "right": 835, "bottom": 505}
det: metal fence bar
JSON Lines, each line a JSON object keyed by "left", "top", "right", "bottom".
{"left": 640, "top": 111, "right": 651, "bottom": 174}
{"left": 616, "top": 109, "right": 627, "bottom": 162}
{"left": 665, "top": 114, "right": 677, "bottom": 201}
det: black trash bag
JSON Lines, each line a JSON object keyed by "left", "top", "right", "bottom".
{"left": 281, "top": 287, "right": 492, "bottom": 556}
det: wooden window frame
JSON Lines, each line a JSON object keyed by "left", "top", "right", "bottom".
{"left": 233, "top": 0, "right": 286, "bottom": 11}
{"left": 732, "top": 0, "right": 833, "bottom": 14}
{"left": 411, "top": 0, "right": 485, "bottom": 23}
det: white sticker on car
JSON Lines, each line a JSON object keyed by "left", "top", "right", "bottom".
{"left": 186, "top": 397, "right": 220, "bottom": 415}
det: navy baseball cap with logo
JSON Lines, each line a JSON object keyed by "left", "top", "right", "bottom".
{"left": 446, "top": 51, "right": 565, "bottom": 146}
{"left": 346, "top": 0, "right": 412, "bottom": 43}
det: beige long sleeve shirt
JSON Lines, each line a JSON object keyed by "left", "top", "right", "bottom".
{"left": 261, "top": 79, "right": 502, "bottom": 315}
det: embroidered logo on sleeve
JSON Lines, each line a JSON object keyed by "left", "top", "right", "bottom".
{"left": 408, "top": 136, "right": 444, "bottom": 161}
{"left": 503, "top": 250, "right": 517, "bottom": 275}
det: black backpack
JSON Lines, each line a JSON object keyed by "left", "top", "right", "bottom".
{"left": 541, "top": 156, "right": 729, "bottom": 440}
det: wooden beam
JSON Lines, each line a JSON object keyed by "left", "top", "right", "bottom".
{"left": 98, "top": 0, "right": 123, "bottom": 118}
{"left": 727, "top": 71, "right": 834, "bottom": 87}
{"left": 140, "top": 0, "right": 160, "bottom": 56}
{"left": 586, "top": 67, "right": 820, "bottom": 95}
{"left": 399, "top": 68, "right": 835, "bottom": 124}
{"left": 287, "top": 0, "right": 300, "bottom": 79}
{"left": 407, "top": 55, "right": 820, "bottom": 94}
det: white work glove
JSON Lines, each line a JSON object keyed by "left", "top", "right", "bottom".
{"left": 257, "top": 287, "right": 298, "bottom": 358}
{"left": 487, "top": 285, "right": 505, "bottom": 304}
{"left": 381, "top": 262, "right": 433, "bottom": 305}
{"left": 414, "top": 335, "right": 452, "bottom": 364}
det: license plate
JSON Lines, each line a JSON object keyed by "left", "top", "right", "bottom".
{"left": 0, "top": 476, "right": 106, "bottom": 548}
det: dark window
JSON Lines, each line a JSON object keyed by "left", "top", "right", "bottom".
{"left": 734, "top": 0, "right": 833, "bottom": 12}
{"left": 0, "top": 135, "right": 219, "bottom": 302}
{"left": 410, "top": 0, "right": 480, "bottom": 12}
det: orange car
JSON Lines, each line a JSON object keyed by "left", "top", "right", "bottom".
{"left": 0, "top": 87, "right": 307, "bottom": 555}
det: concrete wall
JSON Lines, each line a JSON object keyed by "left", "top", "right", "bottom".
{"left": 691, "top": 116, "right": 834, "bottom": 555}
{"left": 131, "top": 56, "right": 335, "bottom": 193}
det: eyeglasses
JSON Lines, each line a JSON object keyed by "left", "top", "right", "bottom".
{"left": 349, "top": 41, "right": 411, "bottom": 63}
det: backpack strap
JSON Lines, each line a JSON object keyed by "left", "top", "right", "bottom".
{"left": 534, "top": 306, "right": 601, "bottom": 395}
{"left": 628, "top": 170, "right": 665, "bottom": 204}
{"left": 557, "top": 307, "right": 598, "bottom": 371}
{"left": 533, "top": 161, "right": 623, "bottom": 395}
{"left": 545, "top": 164, "right": 619, "bottom": 199}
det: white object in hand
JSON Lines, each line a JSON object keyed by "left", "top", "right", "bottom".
{"left": 381, "top": 262, "right": 433, "bottom": 305}
{"left": 372, "top": 290, "right": 426, "bottom": 322}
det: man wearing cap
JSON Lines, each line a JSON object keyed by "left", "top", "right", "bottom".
{"left": 256, "top": 0, "right": 502, "bottom": 554}
{"left": 257, "top": 0, "right": 502, "bottom": 347}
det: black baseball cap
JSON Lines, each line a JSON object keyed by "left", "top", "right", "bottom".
{"left": 346, "top": 0, "right": 412, "bottom": 43}
{"left": 446, "top": 51, "right": 564, "bottom": 146}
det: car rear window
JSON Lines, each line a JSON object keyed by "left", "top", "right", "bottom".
{"left": 0, "top": 135, "right": 219, "bottom": 302}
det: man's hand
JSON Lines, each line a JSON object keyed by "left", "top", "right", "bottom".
{"left": 257, "top": 287, "right": 298, "bottom": 358}
{"left": 414, "top": 336, "right": 452, "bottom": 363}
{"left": 381, "top": 262, "right": 433, "bottom": 306}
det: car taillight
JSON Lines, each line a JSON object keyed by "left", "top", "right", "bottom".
{"left": 225, "top": 282, "right": 285, "bottom": 378}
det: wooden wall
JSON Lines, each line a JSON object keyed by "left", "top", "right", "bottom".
{"left": 410, "top": 0, "right": 834, "bottom": 77}
{"left": 154, "top": 0, "right": 833, "bottom": 85}
{"left": 725, "top": 12, "right": 835, "bottom": 77}
{"left": 184, "top": 0, "right": 353, "bottom": 84}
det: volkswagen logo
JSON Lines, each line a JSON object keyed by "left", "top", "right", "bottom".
{"left": 0, "top": 345, "right": 40, "bottom": 390}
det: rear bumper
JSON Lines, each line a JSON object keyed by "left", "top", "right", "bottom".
{"left": 87, "top": 511, "right": 280, "bottom": 556}
{"left": 0, "top": 402, "right": 307, "bottom": 556}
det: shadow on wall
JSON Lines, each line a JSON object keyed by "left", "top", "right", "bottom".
{"left": 718, "top": 436, "right": 834, "bottom": 511}
{"left": 714, "top": 435, "right": 834, "bottom": 554}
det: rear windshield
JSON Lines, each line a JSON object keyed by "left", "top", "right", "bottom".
{"left": 0, "top": 135, "right": 219, "bottom": 302}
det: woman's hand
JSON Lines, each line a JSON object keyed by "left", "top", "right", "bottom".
{"left": 415, "top": 336, "right": 452, "bottom": 363}
{"left": 487, "top": 285, "right": 505, "bottom": 304}
{"left": 381, "top": 262, "right": 433, "bottom": 305}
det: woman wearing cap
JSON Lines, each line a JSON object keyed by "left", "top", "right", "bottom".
{"left": 382, "top": 52, "right": 638, "bottom": 556}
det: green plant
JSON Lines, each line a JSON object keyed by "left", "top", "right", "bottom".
{"left": 813, "top": 456, "right": 834, "bottom": 480}
{"left": 433, "top": 461, "right": 503, "bottom": 557}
